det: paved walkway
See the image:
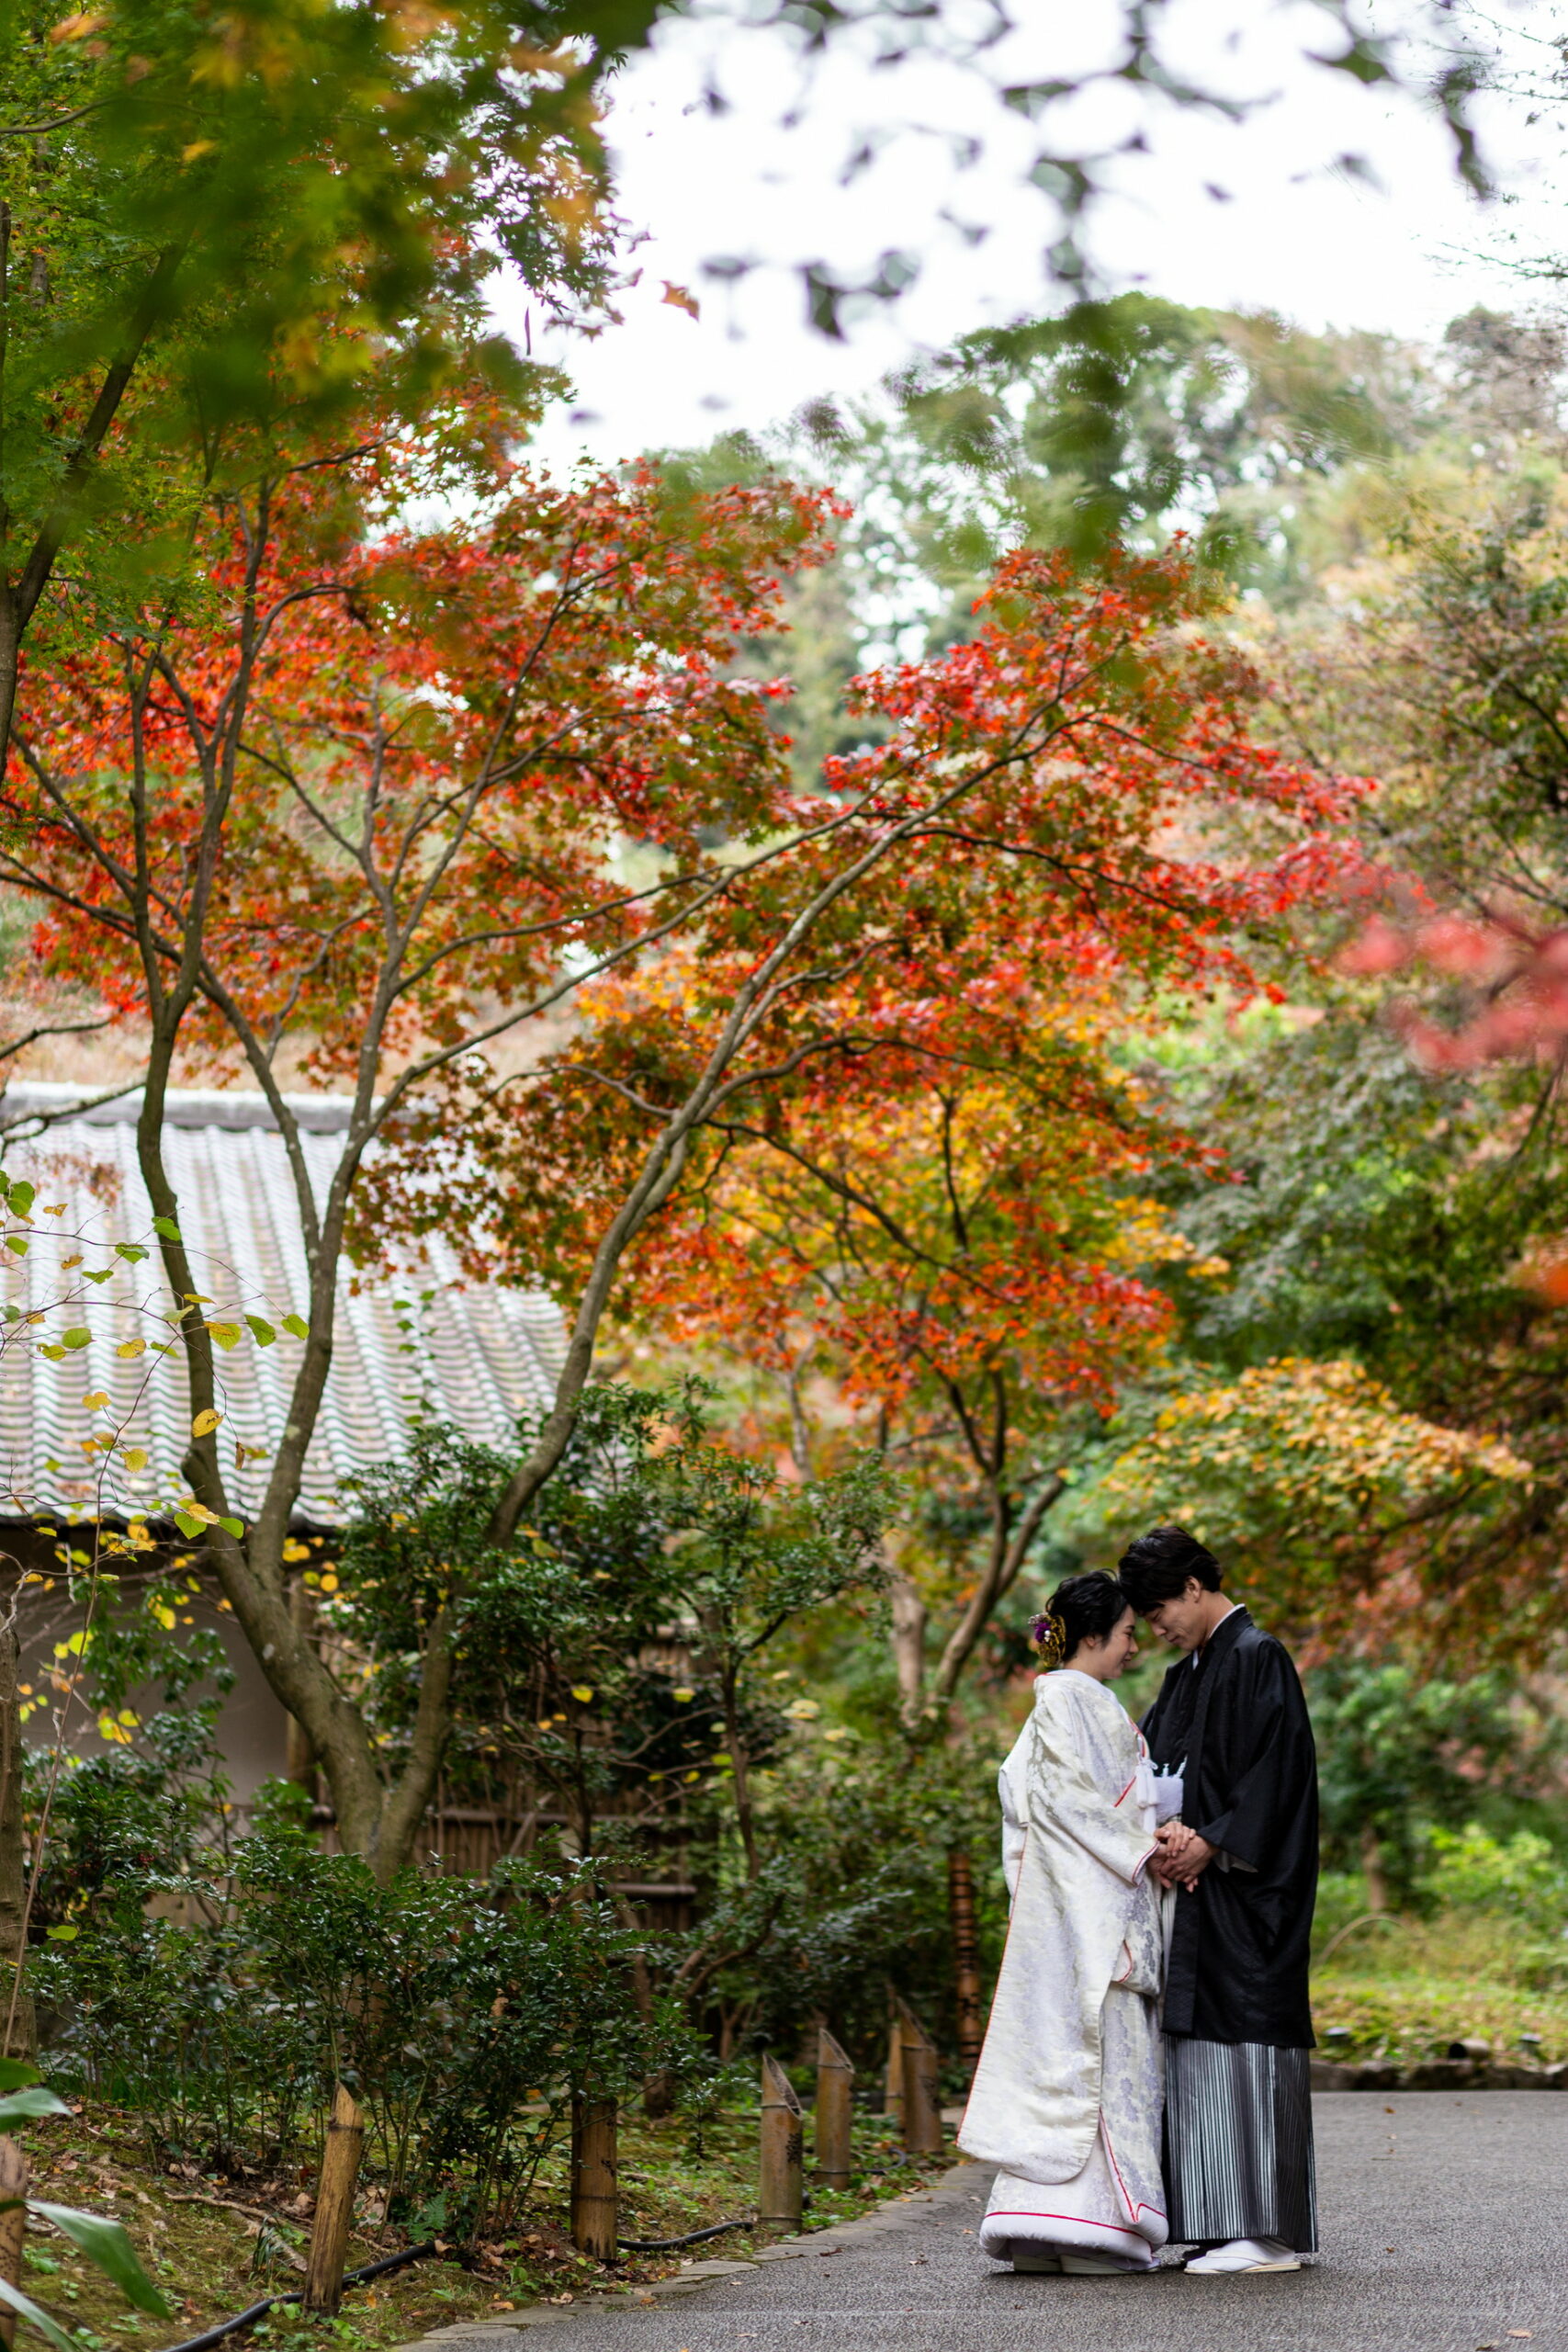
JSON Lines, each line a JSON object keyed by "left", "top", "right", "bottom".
{"left": 421, "top": 2093, "right": 1568, "bottom": 2352}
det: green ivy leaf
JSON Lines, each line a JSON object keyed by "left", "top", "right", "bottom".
{"left": 113, "top": 1243, "right": 149, "bottom": 1263}
{"left": 217, "top": 1517, "right": 243, "bottom": 1540}
{"left": 0, "top": 2086, "right": 68, "bottom": 2123}
{"left": 173, "top": 1512, "right": 204, "bottom": 1541}
{"left": 282, "top": 1314, "right": 309, "bottom": 1340}
{"left": 43, "top": 1928, "right": 77, "bottom": 1945}
{"left": 7, "top": 1182, "right": 34, "bottom": 1217}
{"left": 151, "top": 1216, "right": 181, "bottom": 1243}
{"left": 60, "top": 1330, "right": 91, "bottom": 1351}
{"left": 243, "top": 1315, "right": 276, "bottom": 1347}
{"left": 4, "top": 1237, "right": 28, "bottom": 1257}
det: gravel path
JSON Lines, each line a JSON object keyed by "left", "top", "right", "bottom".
{"left": 412, "top": 2092, "right": 1568, "bottom": 2352}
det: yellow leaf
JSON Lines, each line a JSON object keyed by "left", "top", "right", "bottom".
{"left": 318, "top": 1572, "right": 339, "bottom": 1594}
{"left": 117, "top": 1339, "right": 146, "bottom": 1359}
{"left": 122, "top": 1447, "right": 148, "bottom": 1472}
{"left": 570, "top": 1685, "right": 594, "bottom": 1704}
{"left": 81, "top": 1391, "right": 108, "bottom": 1411}
{"left": 191, "top": 1408, "right": 222, "bottom": 1437}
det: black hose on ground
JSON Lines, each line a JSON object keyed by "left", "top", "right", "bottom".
{"left": 153, "top": 2238, "right": 440, "bottom": 2352}
{"left": 616, "top": 2216, "right": 755, "bottom": 2253}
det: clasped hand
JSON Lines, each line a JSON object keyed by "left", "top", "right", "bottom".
{"left": 1153, "top": 1821, "right": 1214, "bottom": 1891}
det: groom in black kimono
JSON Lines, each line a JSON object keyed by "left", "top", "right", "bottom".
{"left": 1119, "top": 1525, "right": 1318, "bottom": 2275}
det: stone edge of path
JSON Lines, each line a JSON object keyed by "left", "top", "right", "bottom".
{"left": 401, "top": 2160, "right": 990, "bottom": 2346}
{"left": 1312, "top": 2057, "right": 1568, "bottom": 2091}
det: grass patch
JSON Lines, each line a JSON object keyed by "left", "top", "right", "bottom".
{"left": 1312, "top": 1900, "right": 1568, "bottom": 2064}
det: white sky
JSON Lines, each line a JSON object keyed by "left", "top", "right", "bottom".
{"left": 513, "top": 0, "right": 1565, "bottom": 469}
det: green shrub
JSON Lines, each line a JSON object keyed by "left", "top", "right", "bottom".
{"left": 37, "top": 1784, "right": 672, "bottom": 2241}
{"left": 1420, "top": 1822, "right": 1568, "bottom": 1936}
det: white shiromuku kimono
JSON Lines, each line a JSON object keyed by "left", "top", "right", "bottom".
{"left": 958, "top": 1668, "right": 1168, "bottom": 2268}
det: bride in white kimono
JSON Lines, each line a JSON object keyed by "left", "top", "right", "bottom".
{"left": 958, "top": 1572, "right": 1173, "bottom": 2276}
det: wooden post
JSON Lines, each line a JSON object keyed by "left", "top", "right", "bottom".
{"left": 815, "top": 2027, "right": 853, "bottom": 2188}
{"left": 570, "top": 2093, "right": 617, "bottom": 2259}
{"left": 883, "top": 2014, "right": 905, "bottom": 2132}
{"left": 948, "top": 1849, "right": 984, "bottom": 2072}
{"left": 304, "top": 2083, "right": 365, "bottom": 2315}
{"left": 758, "top": 2053, "right": 804, "bottom": 2237}
{"left": 898, "top": 2004, "right": 943, "bottom": 2156}
{"left": 0, "top": 2136, "right": 27, "bottom": 2350}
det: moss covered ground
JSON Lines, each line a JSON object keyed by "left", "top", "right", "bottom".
{"left": 6, "top": 2099, "right": 950, "bottom": 2352}
{"left": 1311, "top": 1903, "right": 1568, "bottom": 2065}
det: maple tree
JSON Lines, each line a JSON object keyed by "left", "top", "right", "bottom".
{"left": 605, "top": 986, "right": 1220, "bottom": 1720}
{"left": 1094, "top": 1356, "right": 1531, "bottom": 1652}
{"left": 376, "top": 540, "right": 1364, "bottom": 1721}
{"left": 0, "top": 414, "right": 1361, "bottom": 1865}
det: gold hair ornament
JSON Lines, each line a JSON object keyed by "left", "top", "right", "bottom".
{"left": 1031, "top": 1610, "right": 1068, "bottom": 1669}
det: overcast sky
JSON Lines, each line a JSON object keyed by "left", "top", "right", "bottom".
{"left": 514, "top": 0, "right": 1562, "bottom": 469}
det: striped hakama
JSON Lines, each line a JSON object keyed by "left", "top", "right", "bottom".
{"left": 1164, "top": 2038, "right": 1317, "bottom": 2253}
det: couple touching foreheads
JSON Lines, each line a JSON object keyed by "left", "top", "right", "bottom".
{"left": 958, "top": 1524, "right": 1319, "bottom": 2278}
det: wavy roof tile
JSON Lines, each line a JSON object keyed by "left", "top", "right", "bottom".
{"left": 0, "top": 1083, "right": 565, "bottom": 1523}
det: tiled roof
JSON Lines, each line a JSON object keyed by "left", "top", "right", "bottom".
{"left": 0, "top": 1083, "right": 566, "bottom": 1523}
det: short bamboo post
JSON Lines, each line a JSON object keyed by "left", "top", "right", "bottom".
{"left": 304, "top": 2082, "right": 365, "bottom": 2315}
{"left": 0, "top": 2136, "right": 27, "bottom": 2350}
{"left": 570, "top": 2093, "right": 618, "bottom": 2259}
{"left": 815, "top": 2027, "right": 853, "bottom": 2188}
{"left": 883, "top": 2014, "right": 905, "bottom": 2132}
{"left": 758, "top": 2052, "right": 804, "bottom": 2237}
{"left": 898, "top": 2003, "right": 943, "bottom": 2156}
{"left": 948, "top": 1849, "right": 984, "bottom": 2072}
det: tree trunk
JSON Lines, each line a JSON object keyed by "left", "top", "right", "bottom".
{"left": 0, "top": 1620, "right": 34, "bottom": 2059}
{"left": 931, "top": 1471, "right": 1065, "bottom": 1702}
{"left": 284, "top": 1577, "right": 319, "bottom": 1802}
{"left": 889, "top": 1573, "right": 927, "bottom": 1728}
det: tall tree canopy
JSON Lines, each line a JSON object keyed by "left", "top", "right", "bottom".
{"left": 0, "top": 403, "right": 1361, "bottom": 1848}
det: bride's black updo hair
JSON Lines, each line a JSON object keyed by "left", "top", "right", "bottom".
{"left": 1033, "top": 1571, "right": 1132, "bottom": 1665}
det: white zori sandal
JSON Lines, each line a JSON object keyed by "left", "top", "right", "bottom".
{"left": 1184, "top": 2237, "right": 1301, "bottom": 2274}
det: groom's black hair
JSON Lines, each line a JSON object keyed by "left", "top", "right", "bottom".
{"left": 1117, "top": 1524, "right": 1223, "bottom": 1610}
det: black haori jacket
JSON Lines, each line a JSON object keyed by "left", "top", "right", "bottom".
{"left": 1140, "top": 1607, "right": 1318, "bottom": 2048}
